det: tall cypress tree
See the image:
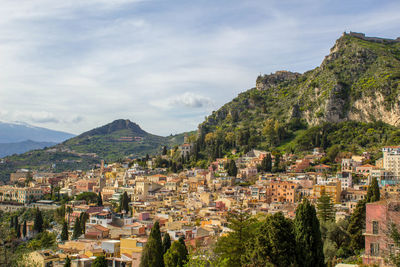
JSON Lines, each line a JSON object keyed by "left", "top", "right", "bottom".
{"left": 64, "top": 256, "right": 71, "bottom": 267}
{"left": 16, "top": 224, "right": 21, "bottom": 238}
{"left": 294, "top": 198, "right": 325, "bottom": 267}
{"left": 347, "top": 199, "right": 367, "bottom": 253}
{"left": 261, "top": 154, "right": 272, "bottom": 172}
{"left": 72, "top": 217, "right": 82, "bottom": 239}
{"left": 140, "top": 221, "right": 164, "bottom": 267}
{"left": 162, "top": 233, "right": 171, "bottom": 255}
{"left": 97, "top": 192, "right": 103, "bottom": 206}
{"left": 122, "top": 192, "right": 130, "bottom": 214}
{"left": 34, "top": 207, "right": 43, "bottom": 233}
{"left": 347, "top": 177, "right": 380, "bottom": 254}
{"left": 14, "top": 216, "right": 19, "bottom": 232}
{"left": 22, "top": 220, "right": 27, "bottom": 238}
{"left": 366, "top": 177, "right": 380, "bottom": 202}
{"left": 80, "top": 212, "right": 89, "bottom": 234}
{"left": 61, "top": 220, "right": 69, "bottom": 241}
{"left": 227, "top": 160, "right": 237, "bottom": 177}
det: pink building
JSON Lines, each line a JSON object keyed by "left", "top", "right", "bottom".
{"left": 363, "top": 199, "right": 400, "bottom": 265}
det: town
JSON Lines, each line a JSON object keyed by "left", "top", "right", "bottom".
{"left": 0, "top": 136, "right": 399, "bottom": 266}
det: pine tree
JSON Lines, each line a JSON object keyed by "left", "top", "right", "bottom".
{"left": 34, "top": 207, "right": 44, "bottom": 233}
{"left": 162, "top": 233, "right": 171, "bottom": 254}
{"left": 294, "top": 198, "right": 325, "bottom": 267}
{"left": 23, "top": 220, "right": 27, "bottom": 238}
{"left": 72, "top": 217, "right": 81, "bottom": 239}
{"left": 317, "top": 191, "right": 335, "bottom": 223}
{"left": 214, "top": 209, "right": 257, "bottom": 267}
{"left": 164, "top": 240, "right": 188, "bottom": 267}
{"left": 97, "top": 192, "right": 103, "bottom": 206}
{"left": 140, "top": 221, "right": 164, "bottom": 267}
{"left": 61, "top": 220, "right": 69, "bottom": 241}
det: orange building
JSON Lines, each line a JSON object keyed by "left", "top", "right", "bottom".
{"left": 265, "top": 181, "right": 297, "bottom": 203}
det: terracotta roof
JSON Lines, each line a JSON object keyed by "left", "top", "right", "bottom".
{"left": 92, "top": 224, "right": 109, "bottom": 232}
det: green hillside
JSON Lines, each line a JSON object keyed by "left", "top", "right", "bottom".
{"left": 195, "top": 33, "right": 400, "bottom": 159}
{"left": 0, "top": 119, "right": 188, "bottom": 182}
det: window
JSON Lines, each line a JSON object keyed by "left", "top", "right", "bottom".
{"left": 370, "top": 243, "right": 380, "bottom": 256}
{"left": 373, "top": 221, "right": 379, "bottom": 235}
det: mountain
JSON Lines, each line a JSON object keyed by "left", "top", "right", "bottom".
{"left": 0, "top": 140, "right": 56, "bottom": 158}
{"left": 59, "top": 119, "right": 181, "bottom": 161}
{"left": 196, "top": 32, "right": 400, "bottom": 157}
{"left": 0, "top": 121, "right": 74, "bottom": 143}
{"left": 0, "top": 119, "right": 189, "bottom": 182}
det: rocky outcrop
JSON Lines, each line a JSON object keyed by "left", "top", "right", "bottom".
{"left": 256, "top": 71, "right": 300, "bottom": 91}
{"left": 348, "top": 93, "right": 400, "bottom": 126}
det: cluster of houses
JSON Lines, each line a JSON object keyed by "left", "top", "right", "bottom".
{"left": 1, "top": 146, "right": 400, "bottom": 266}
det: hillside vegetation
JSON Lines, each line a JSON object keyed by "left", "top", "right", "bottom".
{"left": 195, "top": 33, "right": 400, "bottom": 159}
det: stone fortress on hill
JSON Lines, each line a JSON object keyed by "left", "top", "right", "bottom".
{"left": 345, "top": 31, "right": 400, "bottom": 43}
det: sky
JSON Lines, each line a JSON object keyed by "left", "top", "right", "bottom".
{"left": 0, "top": 0, "right": 400, "bottom": 136}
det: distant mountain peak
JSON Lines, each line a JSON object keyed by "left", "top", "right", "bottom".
{"left": 78, "top": 119, "right": 148, "bottom": 138}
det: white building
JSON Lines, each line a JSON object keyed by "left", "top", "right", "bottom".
{"left": 382, "top": 146, "right": 400, "bottom": 180}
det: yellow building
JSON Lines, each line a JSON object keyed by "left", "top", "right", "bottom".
{"left": 0, "top": 186, "right": 43, "bottom": 203}
{"left": 120, "top": 237, "right": 147, "bottom": 255}
{"left": 313, "top": 181, "right": 341, "bottom": 204}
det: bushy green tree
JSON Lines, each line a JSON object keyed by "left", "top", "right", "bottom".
{"left": 140, "top": 221, "right": 164, "bottom": 267}
{"left": 92, "top": 255, "right": 107, "bottom": 267}
{"left": 294, "top": 199, "right": 325, "bottom": 267}
{"left": 245, "top": 212, "right": 296, "bottom": 266}
{"left": 164, "top": 240, "right": 188, "bottom": 267}
{"left": 75, "top": 192, "right": 98, "bottom": 204}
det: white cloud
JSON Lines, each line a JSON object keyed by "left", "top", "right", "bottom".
{"left": 151, "top": 92, "right": 214, "bottom": 109}
{"left": 0, "top": 0, "right": 399, "bottom": 135}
